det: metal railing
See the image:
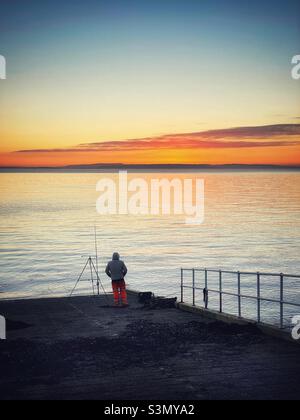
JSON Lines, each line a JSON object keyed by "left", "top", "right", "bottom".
{"left": 180, "top": 268, "right": 300, "bottom": 329}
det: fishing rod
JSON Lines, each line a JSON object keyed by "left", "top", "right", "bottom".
{"left": 90, "top": 258, "right": 110, "bottom": 300}
{"left": 93, "top": 225, "right": 110, "bottom": 302}
{"left": 94, "top": 226, "right": 100, "bottom": 296}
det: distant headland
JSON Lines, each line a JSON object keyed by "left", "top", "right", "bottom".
{"left": 0, "top": 164, "right": 300, "bottom": 173}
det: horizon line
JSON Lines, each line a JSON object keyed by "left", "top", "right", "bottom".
{"left": 1, "top": 163, "right": 300, "bottom": 171}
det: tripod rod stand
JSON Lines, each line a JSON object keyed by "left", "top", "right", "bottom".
{"left": 70, "top": 256, "right": 101, "bottom": 298}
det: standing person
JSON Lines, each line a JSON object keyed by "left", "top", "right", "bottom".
{"left": 105, "top": 252, "right": 128, "bottom": 307}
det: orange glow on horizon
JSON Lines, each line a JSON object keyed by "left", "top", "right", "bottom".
{"left": 1, "top": 123, "right": 300, "bottom": 167}
{"left": 0, "top": 144, "right": 300, "bottom": 167}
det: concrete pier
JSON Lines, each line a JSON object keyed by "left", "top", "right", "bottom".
{"left": 0, "top": 293, "right": 300, "bottom": 400}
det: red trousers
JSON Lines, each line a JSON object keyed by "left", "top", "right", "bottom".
{"left": 112, "top": 280, "right": 128, "bottom": 305}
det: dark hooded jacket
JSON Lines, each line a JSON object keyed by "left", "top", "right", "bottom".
{"left": 105, "top": 253, "right": 128, "bottom": 281}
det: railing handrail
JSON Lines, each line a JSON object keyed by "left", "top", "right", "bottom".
{"left": 181, "top": 284, "right": 300, "bottom": 308}
{"left": 180, "top": 268, "right": 300, "bottom": 279}
{"left": 180, "top": 267, "right": 300, "bottom": 329}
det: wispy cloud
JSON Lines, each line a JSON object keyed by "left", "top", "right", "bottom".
{"left": 14, "top": 124, "right": 300, "bottom": 154}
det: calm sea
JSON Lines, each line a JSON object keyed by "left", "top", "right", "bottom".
{"left": 0, "top": 171, "right": 299, "bottom": 326}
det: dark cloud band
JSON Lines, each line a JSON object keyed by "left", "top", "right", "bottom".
{"left": 14, "top": 124, "right": 300, "bottom": 154}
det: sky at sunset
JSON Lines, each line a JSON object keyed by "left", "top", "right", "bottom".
{"left": 0, "top": 0, "right": 299, "bottom": 167}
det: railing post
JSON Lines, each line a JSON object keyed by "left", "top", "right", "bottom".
{"left": 280, "top": 273, "right": 284, "bottom": 329}
{"left": 257, "top": 272, "right": 261, "bottom": 323}
{"left": 180, "top": 268, "right": 184, "bottom": 303}
{"left": 219, "top": 270, "right": 222, "bottom": 313}
{"left": 237, "top": 271, "right": 241, "bottom": 317}
{"left": 192, "top": 269, "right": 195, "bottom": 306}
{"left": 204, "top": 269, "right": 208, "bottom": 309}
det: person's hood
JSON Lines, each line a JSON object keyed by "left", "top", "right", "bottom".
{"left": 112, "top": 252, "right": 120, "bottom": 261}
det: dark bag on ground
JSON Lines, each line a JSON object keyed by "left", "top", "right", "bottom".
{"left": 139, "top": 292, "right": 177, "bottom": 309}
